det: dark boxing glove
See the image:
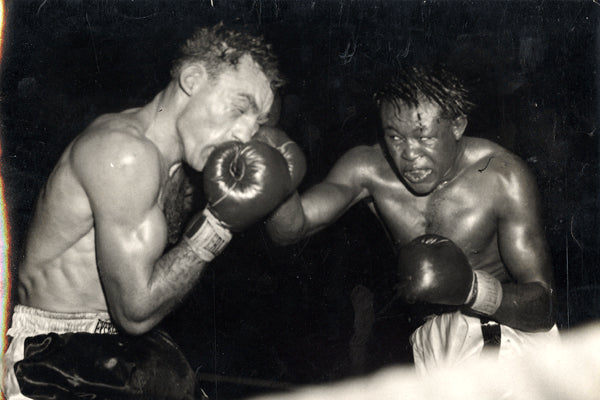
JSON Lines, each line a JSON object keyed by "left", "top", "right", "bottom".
{"left": 396, "top": 234, "right": 503, "bottom": 316}
{"left": 182, "top": 140, "right": 292, "bottom": 261}
{"left": 253, "top": 126, "right": 306, "bottom": 191}
{"left": 255, "top": 127, "right": 308, "bottom": 244}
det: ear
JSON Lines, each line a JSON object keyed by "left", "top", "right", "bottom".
{"left": 178, "top": 63, "right": 208, "bottom": 96}
{"left": 451, "top": 116, "right": 468, "bottom": 140}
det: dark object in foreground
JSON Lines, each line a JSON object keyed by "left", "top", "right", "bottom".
{"left": 15, "top": 330, "right": 196, "bottom": 400}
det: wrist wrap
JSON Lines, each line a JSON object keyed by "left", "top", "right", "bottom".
{"left": 183, "top": 208, "right": 232, "bottom": 262}
{"left": 466, "top": 270, "right": 503, "bottom": 316}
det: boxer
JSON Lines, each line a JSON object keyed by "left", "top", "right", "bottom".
{"left": 265, "top": 64, "right": 559, "bottom": 374}
{"left": 2, "top": 23, "right": 305, "bottom": 399}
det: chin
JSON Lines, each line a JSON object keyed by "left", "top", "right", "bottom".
{"left": 404, "top": 179, "right": 438, "bottom": 196}
{"left": 411, "top": 186, "right": 435, "bottom": 196}
{"left": 191, "top": 147, "right": 214, "bottom": 172}
{"left": 185, "top": 156, "right": 205, "bottom": 172}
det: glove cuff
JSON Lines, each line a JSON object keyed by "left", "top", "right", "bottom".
{"left": 465, "top": 273, "right": 477, "bottom": 305}
{"left": 183, "top": 208, "right": 232, "bottom": 262}
{"left": 467, "top": 270, "right": 503, "bottom": 316}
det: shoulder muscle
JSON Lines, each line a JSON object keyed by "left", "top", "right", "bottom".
{"left": 326, "top": 144, "right": 384, "bottom": 189}
{"left": 70, "top": 125, "right": 161, "bottom": 220}
{"left": 469, "top": 141, "right": 541, "bottom": 220}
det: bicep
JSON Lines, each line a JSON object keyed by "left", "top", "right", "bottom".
{"left": 301, "top": 155, "right": 369, "bottom": 235}
{"left": 72, "top": 133, "right": 167, "bottom": 295}
{"left": 93, "top": 207, "right": 167, "bottom": 288}
{"left": 496, "top": 166, "right": 553, "bottom": 287}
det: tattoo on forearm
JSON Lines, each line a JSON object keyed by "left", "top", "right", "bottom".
{"left": 152, "top": 242, "right": 207, "bottom": 303}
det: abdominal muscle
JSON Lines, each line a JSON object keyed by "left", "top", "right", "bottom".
{"left": 17, "top": 152, "right": 111, "bottom": 314}
{"left": 18, "top": 226, "right": 109, "bottom": 314}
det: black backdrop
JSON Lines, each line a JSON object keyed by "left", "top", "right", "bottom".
{"left": 1, "top": 1, "right": 599, "bottom": 398}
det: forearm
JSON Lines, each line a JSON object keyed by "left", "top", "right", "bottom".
{"left": 147, "top": 243, "right": 209, "bottom": 327}
{"left": 112, "top": 242, "right": 208, "bottom": 335}
{"left": 108, "top": 209, "right": 232, "bottom": 334}
{"left": 479, "top": 281, "right": 555, "bottom": 332}
{"left": 265, "top": 192, "right": 308, "bottom": 245}
{"left": 266, "top": 180, "right": 363, "bottom": 245}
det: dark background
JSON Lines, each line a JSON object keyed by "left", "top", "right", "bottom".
{"left": 1, "top": 0, "right": 598, "bottom": 398}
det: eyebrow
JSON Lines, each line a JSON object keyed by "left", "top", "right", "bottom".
{"left": 238, "top": 93, "right": 259, "bottom": 114}
{"left": 240, "top": 93, "right": 272, "bottom": 123}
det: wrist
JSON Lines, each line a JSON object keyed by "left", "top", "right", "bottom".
{"left": 465, "top": 270, "right": 503, "bottom": 316}
{"left": 182, "top": 208, "right": 232, "bottom": 262}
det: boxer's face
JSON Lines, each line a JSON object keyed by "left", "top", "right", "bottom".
{"left": 380, "top": 98, "right": 465, "bottom": 195}
{"left": 177, "top": 54, "right": 274, "bottom": 171}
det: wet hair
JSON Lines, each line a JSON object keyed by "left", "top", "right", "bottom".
{"left": 170, "top": 22, "right": 284, "bottom": 90}
{"left": 374, "top": 64, "right": 475, "bottom": 120}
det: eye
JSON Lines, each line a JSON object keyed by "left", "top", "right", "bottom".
{"left": 233, "top": 105, "right": 247, "bottom": 115}
{"left": 420, "top": 136, "right": 435, "bottom": 143}
{"left": 387, "top": 133, "right": 405, "bottom": 142}
{"left": 231, "top": 100, "right": 249, "bottom": 115}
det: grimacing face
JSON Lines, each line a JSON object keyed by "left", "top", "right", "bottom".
{"left": 380, "top": 98, "right": 464, "bottom": 195}
{"left": 178, "top": 54, "right": 274, "bottom": 171}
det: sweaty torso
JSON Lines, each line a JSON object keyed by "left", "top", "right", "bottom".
{"left": 17, "top": 110, "right": 185, "bottom": 313}
{"left": 363, "top": 138, "right": 512, "bottom": 282}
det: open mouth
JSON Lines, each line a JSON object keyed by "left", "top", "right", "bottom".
{"left": 403, "top": 168, "right": 432, "bottom": 183}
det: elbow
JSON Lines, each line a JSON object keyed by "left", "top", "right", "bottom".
{"left": 541, "top": 317, "right": 556, "bottom": 331}
{"left": 117, "top": 319, "right": 155, "bottom": 336}
{"left": 505, "top": 312, "right": 554, "bottom": 333}
{"left": 524, "top": 282, "right": 556, "bottom": 332}
{"left": 540, "top": 301, "right": 557, "bottom": 331}
{"left": 539, "top": 285, "right": 557, "bottom": 331}
{"left": 111, "top": 306, "right": 160, "bottom": 336}
{"left": 525, "top": 314, "right": 555, "bottom": 333}
{"left": 523, "top": 304, "right": 555, "bottom": 332}
{"left": 527, "top": 290, "right": 556, "bottom": 332}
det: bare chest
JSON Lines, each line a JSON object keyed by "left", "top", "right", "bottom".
{"left": 158, "top": 165, "right": 192, "bottom": 244}
{"left": 372, "top": 180, "right": 498, "bottom": 257}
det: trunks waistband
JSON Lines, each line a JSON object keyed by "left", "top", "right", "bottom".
{"left": 7, "top": 304, "right": 118, "bottom": 337}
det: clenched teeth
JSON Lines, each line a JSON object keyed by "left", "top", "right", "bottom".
{"left": 404, "top": 168, "right": 432, "bottom": 182}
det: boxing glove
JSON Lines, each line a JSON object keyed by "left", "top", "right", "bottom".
{"left": 396, "top": 234, "right": 503, "bottom": 316}
{"left": 253, "top": 126, "right": 306, "bottom": 191}
{"left": 182, "top": 140, "right": 292, "bottom": 261}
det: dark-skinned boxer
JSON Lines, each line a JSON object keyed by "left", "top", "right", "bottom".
{"left": 265, "top": 64, "right": 559, "bottom": 374}
{"left": 2, "top": 24, "right": 305, "bottom": 399}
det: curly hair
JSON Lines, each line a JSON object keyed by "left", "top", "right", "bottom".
{"left": 374, "top": 64, "right": 475, "bottom": 120}
{"left": 171, "top": 22, "right": 284, "bottom": 90}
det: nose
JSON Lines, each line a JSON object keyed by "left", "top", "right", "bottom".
{"left": 402, "top": 138, "right": 421, "bottom": 161}
{"left": 231, "top": 117, "right": 259, "bottom": 143}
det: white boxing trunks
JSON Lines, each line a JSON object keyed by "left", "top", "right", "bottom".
{"left": 410, "top": 310, "right": 560, "bottom": 375}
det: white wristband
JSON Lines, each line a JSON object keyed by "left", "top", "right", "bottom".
{"left": 183, "top": 208, "right": 232, "bottom": 262}
{"left": 468, "top": 270, "right": 503, "bottom": 316}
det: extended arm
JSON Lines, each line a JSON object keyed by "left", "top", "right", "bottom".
{"left": 266, "top": 146, "right": 372, "bottom": 245}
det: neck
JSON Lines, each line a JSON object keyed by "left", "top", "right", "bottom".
{"left": 143, "top": 83, "right": 185, "bottom": 169}
{"left": 437, "top": 139, "right": 467, "bottom": 190}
